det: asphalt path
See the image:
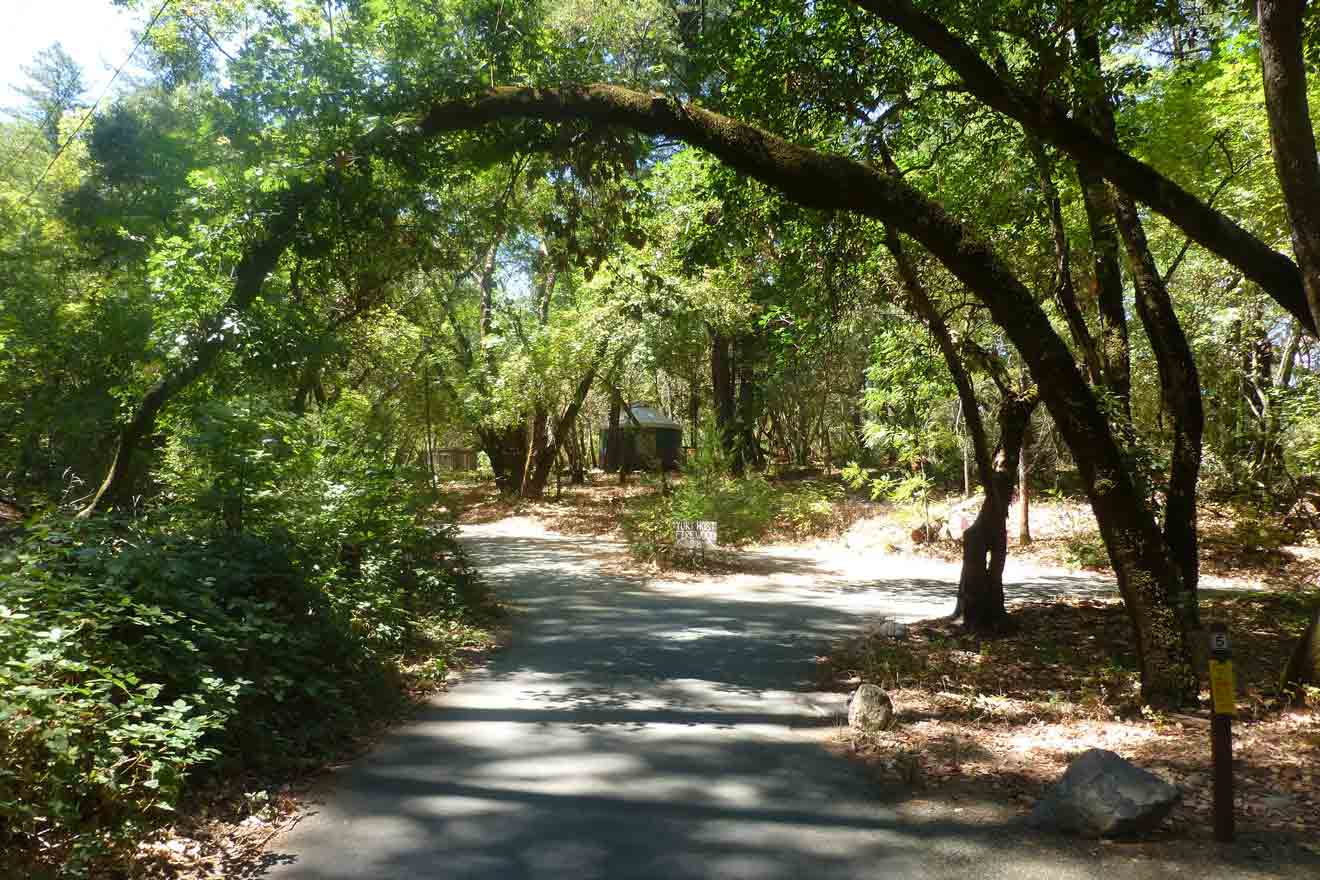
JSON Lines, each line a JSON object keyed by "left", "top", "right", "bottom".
{"left": 266, "top": 519, "right": 1309, "bottom": 879}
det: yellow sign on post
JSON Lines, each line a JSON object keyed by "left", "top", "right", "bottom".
{"left": 1209, "top": 658, "right": 1236, "bottom": 717}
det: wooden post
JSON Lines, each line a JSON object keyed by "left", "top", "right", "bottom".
{"left": 1207, "top": 623, "right": 1235, "bottom": 842}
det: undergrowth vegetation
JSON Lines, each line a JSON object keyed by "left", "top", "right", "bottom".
{"left": 621, "top": 423, "right": 851, "bottom": 563}
{"left": 0, "top": 406, "right": 495, "bottom": 876}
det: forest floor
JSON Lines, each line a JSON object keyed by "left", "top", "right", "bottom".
{"left": 441, "top": 475, "right": 1320, "bottom": 850}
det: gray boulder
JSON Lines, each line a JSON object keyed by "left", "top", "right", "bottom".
{"left": 847, "top": 684, "right": 894, "bottom": 731}
{"left": 1027, "top": 748, "right": 1181, "bottom": 837}
{"left": 874, "top": 620, "right": 909, "bottom": 640}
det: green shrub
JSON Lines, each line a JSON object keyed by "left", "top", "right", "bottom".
{"left": 1064, "top": 532, "right": 1110, "bottom": 570}
{"left": 0, "top": 472, "right": 486, "bottom": 874}
{"left": 0, "top": 517, "right": 372, "bottom": 870}
{"left": 774, "top": 481, "right": 846, "bottom": 539}
{"left": 620, "top": 491, "right": 677, "bottom": 562}
{"left": 158, "top": 399, "right": 481, "bottom": 650}
{"left": 622, "top": 423, "right": 849, "bottom": 560}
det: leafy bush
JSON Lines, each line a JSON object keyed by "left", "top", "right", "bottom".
{"left": 773, "top": 481, "right": 846, "bottom": 539}
{"left": 622, "top": 422, "right": 851, "bottom": 561}
{"left": 158, "top": 399, "right": 481, "bottom": 650}
{"left": 0, "top": 438, "right": 488, "bottom": 874}
{"left": 1063, "top": 532, "right": 1110, "bottom": 570}
{"left": 0, "top": 518, "right": 371, "bottom": 869}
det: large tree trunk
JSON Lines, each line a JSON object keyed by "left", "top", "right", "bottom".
{"left": 80, "top": 185, "right": 317, "bottom": 515}
{"left": 735, "top": 333, "right": 764, "bottom": 472}
{"left": 1073, "top": 36, "right": 1204, "bottom": 647}
{"left": 1259, "top": 0, "right": 1320, "bottom": 333}
{"left": 520, "top": 340, "right": 610, "bottom": 498}
{"left": 605, "top": 391, "right": 623, "bottom": 473}
{"left": 1076, "top": 32, "right": 1133, "bottom": 415}
{"left": 1082, "top": 40, "right": 1204, "bottom": 668}
{"left": 960, "top": 396, "right": 1037, "bottom": 634}
{"left": 1282, "top": 602, "right": 1320, "bottom": 705}
{"left": 849, "top": 0, "right": 1316, "bottom": 334}
{"left": 884, "top": 224, "right": 1013, "bottom": 627}
{"left": 479, "top": 424, "right": 530, "bottom": 496}
{"left": 710, "top": 328, "right": 737, "bottom": 463}
{"left": 1113, "top": 193, "right": 1204, "bottom": 615}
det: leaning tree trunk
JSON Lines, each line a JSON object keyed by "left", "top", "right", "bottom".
{"left": 1259, "top": 0, "right": 1320, "bottom": 333}
{"left": 79, "top": 185, "right": 317, "bottom": 515}
{"left": 520, "top": 340, "right": 609, "bottom": 498}
{"left": 883, "top": 222, "right": 1012, "bottom": 628}
{"left": 1076, "top": 31, "right": 1133, "bottom": 419}
{"left": 1282, "top": 602, "right": 1320, "bottom": 705}
{"left": 1114, "top": 193, "right": 1203, "bottom": 612}
{"left": 960, "top": 396, "right": 1037, "bottom": 633}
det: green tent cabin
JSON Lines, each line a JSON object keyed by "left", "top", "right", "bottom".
{"left": 600, "top": 404, "right": 683, "bottom": 471}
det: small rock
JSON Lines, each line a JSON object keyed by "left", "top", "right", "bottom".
{"left": 874, "top": 620, "right": 909, "bottom": 640}
{"left": 1027, "top": 748, "right": 1181, "bottom": 837}
{"left": 1262, "top": 794, "right": 1294, "bottom": 813}
{"left": 847, "top": 684, "right": 894, "bottom": 731}
{"left": 910, "top": 527, "right": 927, "bottom": 545}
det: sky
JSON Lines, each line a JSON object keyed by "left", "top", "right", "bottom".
{"left": 0, "top": 1, "right": 141, "bottom": 111}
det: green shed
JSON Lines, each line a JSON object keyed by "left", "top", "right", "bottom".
{"left": 600, "top": 404, "right": 683, "bottom": 472}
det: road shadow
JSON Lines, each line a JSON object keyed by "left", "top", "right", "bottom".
{"left": 262, "top": 526, "right": 1320, "bottom": 879}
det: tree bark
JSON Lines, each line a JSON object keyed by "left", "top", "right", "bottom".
{"left": 1113, "top": 193, "right": 1204, "bottom": 616}
{"left": 1282, "top": 601, "right": 1320, "bottom": 704}
{"left": 479, "top": 423, "right": 529, "bottom": 496}
{"left": 1030, "top": 139, "right": 1104, "bottom": 385}
{"left": 960, "top": 396, "right": 1037, "bottom": 633}
{"left": 1075, "top": 31, "right": 1132, "bottom": 413}
{"left": 884, "top": 225, "right": 1017, "bottom": 627}
{"left": 709, "top": 328, "right": 737, "bottom": 463}
{"left": 1259, "top": 0, "right": 1320, "bottom": 333}
{"left": 849, "top": 0, "right": 1316, "bottom": 335}
{"left": 735, "top": 332, "right": 764, "bottom": 472}
{"left": 606, "top": 390, "right": 623, "bottom": 473}
{"left": 521, "top": 338, "right": 611, "bottom": 498}
{"left": 1018, "top": 428, "right": 1032, "bottom": 546}
{"left": 1260, "top": 321, "right": 1303, "bottom": 477}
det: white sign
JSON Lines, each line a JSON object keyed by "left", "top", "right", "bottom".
{"left": 675, "top": 520, "right": 718, "bottom": 551}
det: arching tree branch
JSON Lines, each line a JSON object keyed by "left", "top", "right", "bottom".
{"left": 850, "top": 0, "right": 1316, "bottom": 336}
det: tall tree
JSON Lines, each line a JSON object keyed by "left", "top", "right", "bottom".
{"left": 13, "top": 43, "right": 85, "bottom": 149}
{"left": 1257, "top": 0, "right": 1320, "bottom": 333}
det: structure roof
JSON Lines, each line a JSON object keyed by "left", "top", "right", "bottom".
{"left": 620, "top": 403, "right": 682, "bottom": 430}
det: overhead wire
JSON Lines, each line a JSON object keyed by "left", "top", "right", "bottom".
{"left": 19, "top": 0, "right": 174, "bottom": 206}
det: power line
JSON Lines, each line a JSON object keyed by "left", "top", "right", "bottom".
{"left": 20, "top": 0, "right": 173, "bottom": 206}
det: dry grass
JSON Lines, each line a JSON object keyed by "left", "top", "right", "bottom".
{"left": 839, "top": 493, "right": 1320, "bottom": 591}
{"left": 820, "top": 592, "right": 1320, "bottom": 841}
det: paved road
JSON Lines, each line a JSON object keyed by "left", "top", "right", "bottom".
{"left": 266, "top": 520, "right": 1306, "bottom": 879}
